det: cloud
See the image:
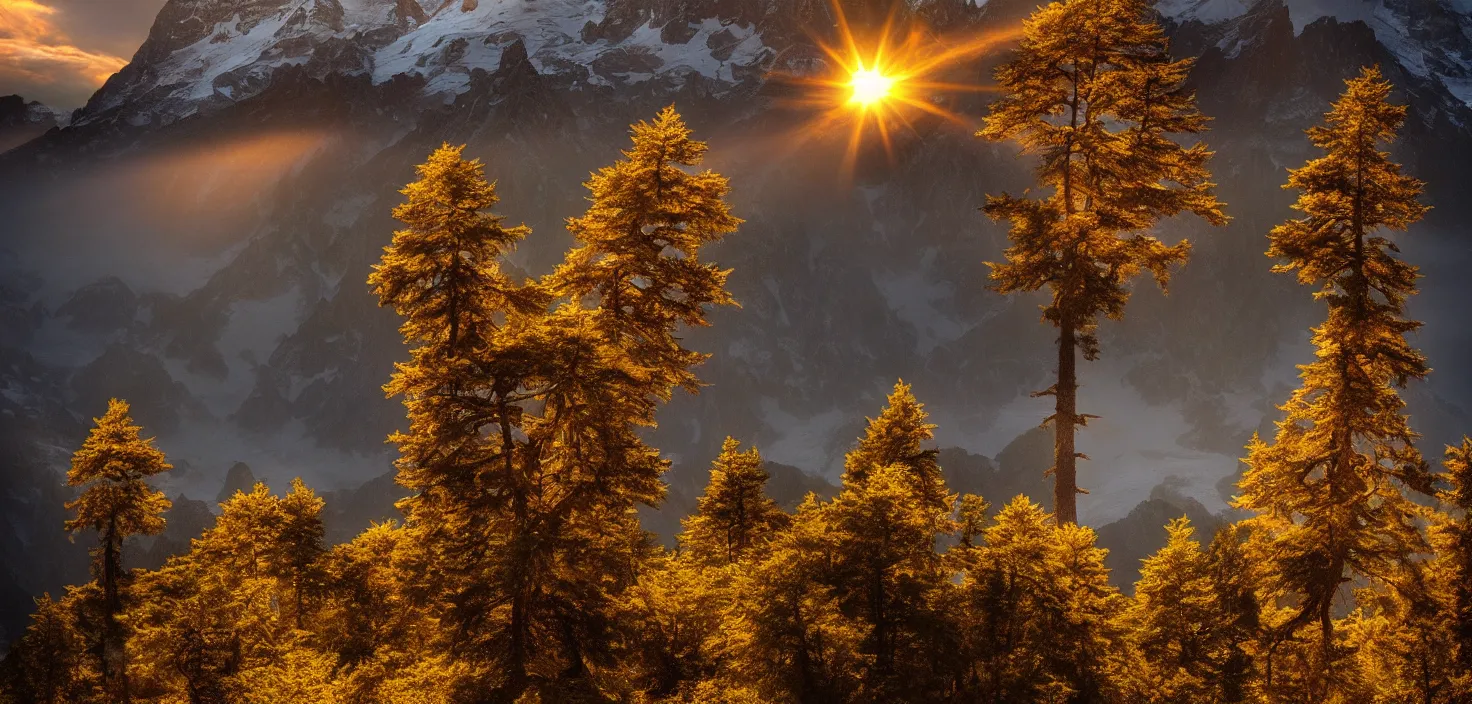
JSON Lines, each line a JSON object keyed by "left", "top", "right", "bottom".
{"left": 0, "top": 0, "right": 130, "bottom": 109}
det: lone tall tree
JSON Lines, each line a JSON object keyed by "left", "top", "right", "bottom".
{"left": 980, "top": 0, "right": 1226, "bottom": 524}
{"left": 1237, "top": 66, "right": 1433, "bottom": 669}
{"left": 65, "top": 398, "right": 172, "bottom": 701}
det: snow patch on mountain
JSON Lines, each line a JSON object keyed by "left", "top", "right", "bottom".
{"left": 85, "top": 0, "right": 773, "bottom": 124}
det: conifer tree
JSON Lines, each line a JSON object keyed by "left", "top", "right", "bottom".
{"left": 980, "top": 0, "right": 1226, "bottom": 524}
{"left": 274, "top": 478, "right": 326, "bottom": 630}
{"left": 1202, "top": 524, "right": 1265, "bottom": 702}
{"left": 841, "top": 381, "right": 947, "bottom": 515}
{"left": 371, "top": 110, "right": 741, "bottom": 699}
{"left": 618, "top": 551, "right": 726, "bottom": 698}
{"left": 128, "top": 483, "right": 300, "bottom": 703}
{"left": 1237, "top": 67, "right": 1433, "bottom": 677}
{"left": 1126, "top": 517, "right": 1250, "bottom": 702}
{"left": 681, "top": 437, "right": 789, "bottom": 566}
{"left": 825, "top": 383, "right": 956, "bottom": 697}
{"left": 828, "top": 464, "right": 954, "bottom": 698}
{"left": 520, "top": 105, "right": 739, "bottom": 691}
{"left": 548, "top": 104, "right": 741, "bottom": 396}
{"left": 369, "top": 142, "right": 546, "bottom": 697}
{"left": 64, "top": 398, "right": 172, "bottom": 700}
{"left": 723, "top": 496, "right": 865, "bottom": 703}
{"left": 3, "top": 591, "right": 95, "bottom": 704}
{"left": 1440, "top": 438, "right": 1472, "bottom": 692}
{"left": 950, "top": 496, "right": 1127, "bottom": 701}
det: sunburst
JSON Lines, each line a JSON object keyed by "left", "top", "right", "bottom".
{"left": 776, "top": 1, "right": 1021, "bottom": 174}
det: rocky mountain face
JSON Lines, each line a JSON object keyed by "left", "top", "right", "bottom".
{"left": 0, "top": 95, "right": 62, "bottom": 154}
{"left": 3, "top": 0, "right": 1472, "bottom": 642}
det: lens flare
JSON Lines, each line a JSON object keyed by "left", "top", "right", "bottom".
{"left": 772, "top": 1, "right": 1021, "bottom": 175}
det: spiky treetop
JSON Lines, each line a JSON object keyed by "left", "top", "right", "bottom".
{"left": 681, "top": 437, "right": 788, "bottom": 566}
{"left": 1237, "top": 66, "right": 1432, "bottom": 648}
{"left": 550, "top": 105, "right": 742, "bottom": 395}
{"left": 64, "top": 398, "right": 172, "bottom": 540}
{"left": 841, "top": 381, "right": 946, "bottom": 512}
{"left": 370, "top": 142, "right": 535, "bottom": 357}
{"left": 982, "top": 0, "right": 1225, "bottom": 356}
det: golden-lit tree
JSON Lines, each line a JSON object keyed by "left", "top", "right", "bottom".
{"left": 274, "top": 478, "right": 326, "bottom": 631}
{"left": 1124, "top": 518, "right": 1261, "bottom": 702}
{"left": 980, "top": 0, "right": 1226, "bottom": 525}
{"left": 64, "top": 398, "right": 173, "bottom": 700}
{"left": 369, "top": 141, "right": 546, "bottom": 697}
{"left": 548, "top": 104, "right": 741, "bottom": 396}
{"left": 371, "top": 107, "right": 740, "bottom": 701}
{"left": 723, "top": 495, "right": 865, "bottom": 703}
{"left": 681, "top": 437, "right": 790, "bottom": 567}
{"left": 1440, "top": 438, "right": 1472, "bottom": 692}
{"left": 1236, "top": 68, "right": 1434, "bottom": 692}
{"left": 1, "top": 591, "right": 97, "bottom": 704}
{"left": 822, "top": 384, "right": 957, "bottom": 697}
{"left": 841, "top": 382, "right": 948, "bottom": 515}
{"left": 948, "top": 496, "right": 1127, "bottom": 701}
{"left": 127, "top": 483, "right": 311, "bottom": 704}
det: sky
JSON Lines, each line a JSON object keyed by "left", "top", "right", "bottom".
{"left": 0, "top": 0, "right": 166, "bottom": 110}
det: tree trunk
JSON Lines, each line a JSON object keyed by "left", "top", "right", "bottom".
{"left": 1054, "top": 314, "right": 1079, "bottom": 525}
{"left": 101, "top": 516, "right": 130, "bottom": 702}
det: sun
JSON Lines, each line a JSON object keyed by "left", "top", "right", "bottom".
{"left": 850, "top": 66, "right": 896, "bottom": 107}
{"left": 770, "top": 1, "right": 1021, "bottom": 175}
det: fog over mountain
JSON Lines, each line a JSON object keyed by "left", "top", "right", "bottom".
{"left": 3, "top": 0, "right": 1472, "bottom": 645}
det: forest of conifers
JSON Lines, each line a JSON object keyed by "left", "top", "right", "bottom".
{"left": 3, "top": 0, "right": 1471, "bottom": 701}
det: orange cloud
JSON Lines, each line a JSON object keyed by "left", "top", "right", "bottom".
{"left": 0, "top": 0, "right": 127, "bottom": 108}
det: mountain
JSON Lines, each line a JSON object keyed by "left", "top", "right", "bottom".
{"left": 3, "top": 0, "right": 1472, "bottom": 636}
{"left": 0, "top": 95, "right": 63, "bottom": 154}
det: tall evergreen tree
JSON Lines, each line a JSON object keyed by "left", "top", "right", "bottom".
{"left": 724, "top": 496, "right": 865, "bottom": 704}
{"left": 681, "top": 437, "right": 790, "bottom": 567}
{"left": 128, "top": 483, "right": 295, "bottom": 704}
{"left": 980, "top": 0, "right": 1226, "bottom": 524}
{"left": 64, "top": 398, "right": 172, "bottom": 701}
{"left": 827, "top": 464, "right": 953, "bottom": 698}
{"left": 948, "top": 495, "right": 1127, "bottom": 701}
{"left": 1125, "top": 517, "right": 1252, "bottom": 702}
{"left": 823, "top": 384, "right": 956, "bottom": 697}
{"left": 548, "top": 104, "right": 741, "bottom": 396}
{"left": 2, "top": 592, "right": 96, "bottom": 704}
{"left": 369, "top": 142, "right": 544, "bottom": 698}
{"left": 371, "top": 109, "right": 740, "bottom": 700}
{"left": 1236, "top": 67, "right": 1434, "bottom": 678}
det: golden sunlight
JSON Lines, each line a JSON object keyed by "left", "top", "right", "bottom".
{"left": 849, "top": 66, "right": 896, "bottom": 107}
{"left": 772, "top": 1, "right": 1022, "bottom": 175}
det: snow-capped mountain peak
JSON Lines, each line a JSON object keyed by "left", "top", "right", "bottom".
{"left": 79, "top": 0, "right": 778, "bottom": 127}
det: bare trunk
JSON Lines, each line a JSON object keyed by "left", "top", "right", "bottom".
{"left": 101, "top": 516, "right": 130, "bottom": 702}
{"left": 1054, "top": 314, "right": 1079, "bottom": 525}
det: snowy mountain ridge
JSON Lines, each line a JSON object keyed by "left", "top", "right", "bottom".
{"left": 80, "top": 0, "right": 779, "bottom": 127}
{"left": 74, "top": 0, "right": 1472, "bottom": 132}
{"left": 1162, "top": 0, "right": 1472, "bottom": 105}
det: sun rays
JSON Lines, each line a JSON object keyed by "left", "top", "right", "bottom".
{"left": 771, "top": 1, "right": 1021, "bottom": 176}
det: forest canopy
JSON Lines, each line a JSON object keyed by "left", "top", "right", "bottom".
{"left": 1, "top": 2, "right": 1469, "bottom": 702}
